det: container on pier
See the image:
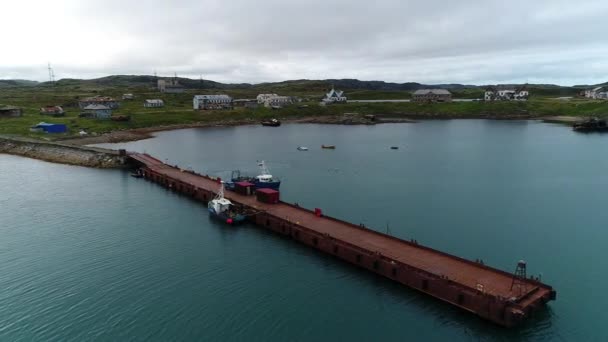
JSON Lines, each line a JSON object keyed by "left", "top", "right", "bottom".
{"left": 256, "top": 188, "right": 279, "bottom": 204}
{"left": 235, "top": 181, "right": 255, "bottom": 196}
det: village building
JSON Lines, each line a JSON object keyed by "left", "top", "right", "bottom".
{"left": 158, "top": 78, "right": 185, "bottom": 93}
{"left": 80, "top": 104, "right": 113, "bottom": 119}
{"left": 484, "top": 86, "right": 529, "bottom": 101}
{"left": 39, "top": 105, "right": 65, "bottom": 116}
{"left": 193, "top": 95, "right": 233, "bottom": 110}
{"left": 263, "top": 96, "right": 293, "bottom": 108}
{"left": 78, "top": 96, "right": 120, "bottom": 109}
{"left": 29, "top": 122, "right": 67, "bottom": 134}
{"left": 0, "top": 105, "right": 23, "bottom": 117}
{"left": 256, "top": 94, "right": 279, "bottom": 104}
{"left": 583, "top": 86, "right": 608, "bottom": 99}
{"left": 321, "top": 88, "right": 347, "bottom": 104}
{"left": 122, "top": 93, "right": 134, "bottom": 100}
{"left": 144, "top": 99, "right": 164, "bottom": 108}
{"left": 412, "top": 89, "right": 452, "bottom": 102}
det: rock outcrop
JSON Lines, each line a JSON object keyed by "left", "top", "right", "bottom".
{"left": 0, "top": 137, "right": 126, "bottom": 168}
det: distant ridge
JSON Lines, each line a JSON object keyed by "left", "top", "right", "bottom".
{"left": 0, "top": 75, "right": 600, "bottom": 91}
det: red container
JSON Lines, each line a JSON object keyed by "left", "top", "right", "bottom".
{"left": 256, "top": 188, "right": 280, "bottom": 204}
{"left": 235, "top": 181, "right": 255, "bottom": 196}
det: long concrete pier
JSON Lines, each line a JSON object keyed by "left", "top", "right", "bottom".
{"left": 129, "top": 152, "right": 556, "bottom": 328}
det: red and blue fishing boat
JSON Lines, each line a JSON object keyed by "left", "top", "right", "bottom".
{"left": 231, "top": 160, "right": 281, "bottom": 190}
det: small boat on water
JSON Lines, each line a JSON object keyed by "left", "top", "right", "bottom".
{"left": 261, "top": 118, "right": 281, "bottom": 127}
{"left": 231, "top": 160, "right": 281, "bottom": 189}
{"left": 297, "top": 146, "right": 309, "bottom": 151}
{"left": 390, "top": 146, "right": 399, "bottom": 150}
{"left": 208, "top": 183, "right": 247, "bottom": 225}
{"left": 573, "top": 117, "right": 608, "bottom": 132}
{"left": 130, "top": 169, "right": 143, "bottom": 178}
{"left": 321, "top": 145, "right": 336, "bottom": 149}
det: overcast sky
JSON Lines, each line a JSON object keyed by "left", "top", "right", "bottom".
{"left": 1, "top": 0, "right": 607, "bottom": 85}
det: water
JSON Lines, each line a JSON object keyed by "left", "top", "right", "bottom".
{"left": 1, "top": 120, "right": 607, "bottom": 341}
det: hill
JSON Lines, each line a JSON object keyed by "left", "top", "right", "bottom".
{"left": 0, "top": 79, "right": 40, "bottom": 88}
{"left": 0, "top": 75, "right": 600, "bottom": 98}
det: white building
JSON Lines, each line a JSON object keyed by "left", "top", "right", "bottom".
{"left": 584, "top": 87, "right": 607, "bottom": 99}
{"left": 144, "top": 99, "right": 164, "bottom": 108}
{"left": 484, "top": 86, "right": 529, "bottom": 101}
{"left": 193, "top": 95, "right": 233, "bottom": 110}
{"left": 264, "top": 96, "right": 293, "bottom": 108}
{"left": 321, "top": 88, "right": 347, "bottom": 104}
{"left": 256, "top": 94, "right": 279, "bottom": 104}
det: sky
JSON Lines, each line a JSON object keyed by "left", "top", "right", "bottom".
{"left": 1, "top": 0, "right": 607, "bottom": 86}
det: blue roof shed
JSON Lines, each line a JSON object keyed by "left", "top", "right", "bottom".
{"left": 32, "top": 122, "right": 67, "bottom": 133}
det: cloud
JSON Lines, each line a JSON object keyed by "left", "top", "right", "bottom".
{"left": 0, "top": 0, "right": 607, "bottom": 85}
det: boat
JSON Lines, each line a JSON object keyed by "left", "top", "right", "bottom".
{"left": 573, "top": 117, "right": 608, "bottom": 132}
{"left": 231, "top": 160, "right": 281, "bottom": 189}
{"left": 321, "top": 145, "right": 336, "bottom": 149}
{"left": 130, "top": 169, "right": 143, "bottom": 178}
{"left": 111, "top": 115, "right": 131, "bottom": 122}
{"left": 390, "top": 146, "right": 399, "bottom": 150}
{"left": 208, "top": 183, "right": 247, "bottom": 225}
{"left": 261, "top": 118, "right": 281, "bottom": 127}
{"left": 297, "top": 146, "right": 309, "bottom": 151}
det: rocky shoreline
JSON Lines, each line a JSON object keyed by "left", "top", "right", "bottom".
{"left": 63, "top": 115, "right": 420, "bottom": 145}
{"left": 0, "top": 136, "right": 127, "bottom": 168}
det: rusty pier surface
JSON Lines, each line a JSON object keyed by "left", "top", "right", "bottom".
{"left": 129, "top": 153, "right": 556, "bottom": 328}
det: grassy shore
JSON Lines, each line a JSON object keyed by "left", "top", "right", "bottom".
{"left": 1, "top": 84, "right": 607, "bottom": 141}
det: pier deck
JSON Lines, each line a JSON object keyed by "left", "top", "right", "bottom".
{"left": 129, "top": 153, "right": 556, "bottom": 327}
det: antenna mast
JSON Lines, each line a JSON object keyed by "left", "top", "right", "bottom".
{"left": 47, "top": 62, "right": 55, "bottom": 85}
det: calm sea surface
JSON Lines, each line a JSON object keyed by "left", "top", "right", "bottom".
{"left": 2, "top": 120, "right": 607, "bottom": 341}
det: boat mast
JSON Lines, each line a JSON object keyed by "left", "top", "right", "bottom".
{"left": 214, "top": 182, "right": 225, "bottom": 200}
{"left": 257, "top": 160, "right": 270, "bottom": 175}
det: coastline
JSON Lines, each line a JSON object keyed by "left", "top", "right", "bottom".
{"left": 62, "top": 113, "right": 578, "bottom": 146}
{"left": 0, "top": 115, "right": 580, "bottom": 167}
{"left": 61, "top": 115, "right": 419, "bottom": 146}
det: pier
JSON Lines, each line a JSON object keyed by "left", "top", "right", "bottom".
{"left": 129, "top": 152, "right": 556, "bottom": 328}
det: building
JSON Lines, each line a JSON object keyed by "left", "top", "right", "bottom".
{"left": 0, "top": 105, "right": 22, "bottom": 117}
{"left": 321, "top": 88, "right": 347, "bottom": 104}
{"left": 484, "top": 86, "right": 529, "bottom": 101}
{"left": 39, "top": 105, "right": 65, "bottom": 116}
{"left": 78, "top": 96, "right": 120, "bottom": 109}
{"left": 256, "top": 94, "right": 279, "bottom": 104}
{"left": 583, "top": 87, "right": 608, "bottom": 99}
{"left": 193, "top": 95, "right": 233, "bottom": 110}
{"left": 144, "top": 99, "right": 164, "bottom": 108}
{"left": 412, "top": 89, "right": 452, "bottom": 102}
{"left": 158, "top": 78, "right": 185, "bottom": 93}
{"left": 122, "top": 93, "right": 134, "bottom": 100}
{"left": 29, "top": 122, "right": 67, "bottom": 134}
{"left": 264, "top": 96, "right": 293, "bottom": 108}
{"left": 255, "top": 94, "right": 294, "bottom": 108}
{"left": 80, "top": 104, "right": 113, "bottom": 119}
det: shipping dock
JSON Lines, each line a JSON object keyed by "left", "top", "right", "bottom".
{"left": 129, "top": 152, "right": 556, "bottom": 328}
